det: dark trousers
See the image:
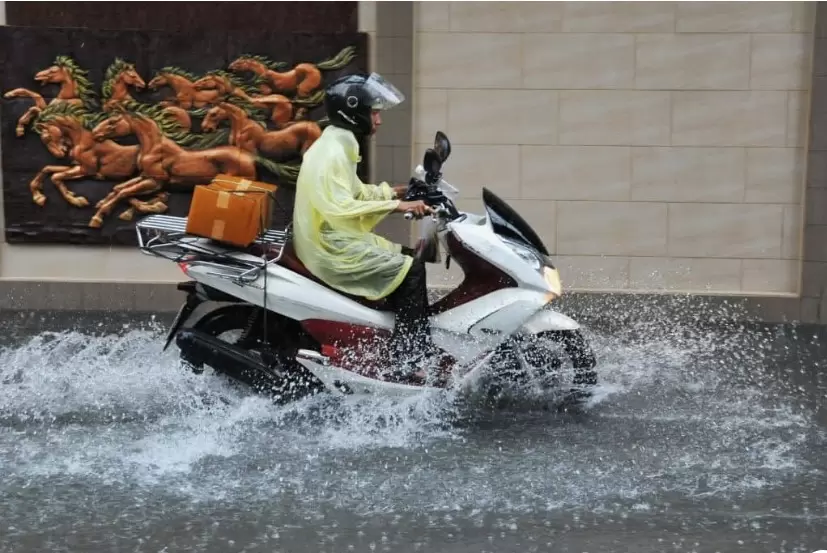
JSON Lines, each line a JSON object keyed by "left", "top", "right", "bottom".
{"left": 386, "top": 251, "right": 433, "bottom": 359}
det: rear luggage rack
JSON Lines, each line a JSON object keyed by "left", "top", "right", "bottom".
{"left": 135, "top": 214, "right": 290, "bottom": 285}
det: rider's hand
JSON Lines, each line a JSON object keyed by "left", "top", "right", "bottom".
{"left": 392, "top": 184, "right": 408, "bottom": 198}
{"left": 396, "top": 200, "right": 431, "bottom": 218}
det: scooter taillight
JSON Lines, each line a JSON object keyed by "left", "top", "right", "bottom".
{"left": 321, "top": 344, "right": 340, "bottom": 358}
{"left": 177, "top": 255, "right": 196, "bottom": 275}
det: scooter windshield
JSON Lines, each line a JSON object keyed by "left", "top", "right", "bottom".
{"left": 482, "top": 187, "right": 550, "bottom": 256}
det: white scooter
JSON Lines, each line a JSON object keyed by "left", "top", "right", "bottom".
{"left": 135, "top": 131, "right": 598, "bottom": 404}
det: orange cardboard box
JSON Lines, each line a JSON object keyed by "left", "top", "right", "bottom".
{"left": 209, "top": 174, "right": 278, "bottom": 228}
{"left": 185, "top": 175, "right": 279, "bottom": 247}
{"left": 185, "top": 185, "right": 259, "bottom": 247}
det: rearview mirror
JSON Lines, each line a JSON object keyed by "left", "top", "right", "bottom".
{"left": 433, "top": 131, "right": 451, "bottom": 162}
{"left": 423, "top": 148, "right": 442, "bottom": 181}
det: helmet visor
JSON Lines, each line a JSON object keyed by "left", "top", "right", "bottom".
{"left": 364, "top": 72, "right": 405, "bottom": 111}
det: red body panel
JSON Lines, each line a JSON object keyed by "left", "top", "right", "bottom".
{"left": 429, "top": 232, "right": 516, "bottom": 314}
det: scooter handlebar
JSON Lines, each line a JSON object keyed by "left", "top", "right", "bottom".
{"left": 404, "top": 205, "right": 450, "bottom": 221}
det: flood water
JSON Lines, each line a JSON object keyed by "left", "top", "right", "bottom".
{"left": 0, "top": 307, "right": 825, "bottom": 552}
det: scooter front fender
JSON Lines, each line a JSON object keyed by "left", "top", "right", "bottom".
{"left": 520, "top": 308, "right": 581, "bottom": 334}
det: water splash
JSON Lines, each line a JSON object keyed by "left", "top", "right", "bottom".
{"left": 0, "top": 308, "right": 823, "bottom": 519}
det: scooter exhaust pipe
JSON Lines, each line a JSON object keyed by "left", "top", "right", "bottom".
{"left": 176, "top": 329, "right": 278, "bottom": 391}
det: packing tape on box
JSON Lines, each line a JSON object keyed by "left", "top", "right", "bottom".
{"left": 211, "top": 219, "right": 225, "bottom": 240}
{"left": 216, "top": 191, "right": 231, "bottom": 209}
{"left": 212, "top": 177, "right": 276, "bottom": 202}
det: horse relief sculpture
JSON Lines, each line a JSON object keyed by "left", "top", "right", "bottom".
{"left": 4, "top": 55, "right": 98, "bottom": 136}
{"left": 2, "top": 44, "right": 359, "bottom": 233}
{"left": 201, "top": 100, "right": 322, "bottom": 159}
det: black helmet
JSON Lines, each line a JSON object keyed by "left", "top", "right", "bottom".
{"left": 324, "top": 72, "right": 405, "bottom": 136}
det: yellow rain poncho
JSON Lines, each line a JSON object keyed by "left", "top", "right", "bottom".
{"left": 291, "top": 125, "right": 413, "bottom": 301}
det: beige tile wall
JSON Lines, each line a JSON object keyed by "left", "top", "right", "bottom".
{"left": 413, "top": 1, "right": 815, "bottom": 295}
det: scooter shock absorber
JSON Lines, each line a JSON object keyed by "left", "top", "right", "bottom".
{"left": 236, "top": 308, "right": 264, "bottom": 347}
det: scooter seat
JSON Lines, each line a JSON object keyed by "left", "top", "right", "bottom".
{"left": 275, "top": 242, "right": 391, "bottom": 312}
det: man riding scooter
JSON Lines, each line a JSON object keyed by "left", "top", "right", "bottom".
{"left": 291, "top": 72, "right": 448, "bottom": 382}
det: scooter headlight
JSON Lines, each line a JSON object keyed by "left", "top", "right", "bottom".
{"left": 501, "top": 237, "right": 562, "bottom": 299}
{"left": 503, "top": 239, "right": 543, "bottom": 271}
{"left": 543, "top": 266, "right": 562, "bottom": 299}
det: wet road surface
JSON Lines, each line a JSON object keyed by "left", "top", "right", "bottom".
{"left": 0, "top": 309, "right": 825, "bottom": 552}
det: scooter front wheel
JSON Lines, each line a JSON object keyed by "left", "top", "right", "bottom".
{"left": 535, "top": 329, "right": 598, "bottom": 386}
{"left": 486, "top": 328, "right": 598, "bottom": 407}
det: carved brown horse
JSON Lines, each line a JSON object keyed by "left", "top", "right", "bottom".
{"left": 3, "top": 55, "right": 97, "bottom": 136}
{"left": 192, "top": 71, "right": 325, "bottom": 129}
{"left": 30, "top": 103, "right": 140, "bottom": 209}
{"left": 102, "top": 59, "right": 193, "bottom": 130}
{"left": 201, "top": 102, "right": 321, "bottom": 160}
{"left": 147, "top": 67, "right": 223, "bottom": 110}
{"left": 87, "top": 102, "right": 293, "bottom": 227}
{"left": 101, "top": 58, "right": 146, "bottom": 112}
{"left": 228, "top": 46, "right": 356, "bottom": 99}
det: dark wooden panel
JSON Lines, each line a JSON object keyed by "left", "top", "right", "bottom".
{"left": 6, "top": 1, "right": 359, "bottom": 33}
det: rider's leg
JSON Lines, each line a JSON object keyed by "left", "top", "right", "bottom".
{"left": 386, "top": 257, "right": 435, "bottom": 365}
